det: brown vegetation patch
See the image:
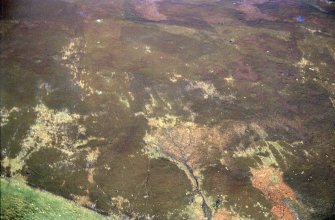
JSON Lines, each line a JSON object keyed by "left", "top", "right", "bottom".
{"left": 145, "top": 118, "right": 249, "bottom": 169}
{"left": 251, "top": 166, "right": 297, "bottom": 220}
{"left": 233, "top": 60, "right": 259, "bottom": 82}
{"left": 73, "top": 195, "right": 94, "bottom": 208}
{"left": 133, "top": 0, "right": 167, "bottom": 21}
{"left": 213, "top": 208, "right": 239, "bottom": 220}
{"left": 146, "top": 121, "right": 225, "bottom": 167}
{"left": 237, "top": 0, "right": 277, "bottom": 21}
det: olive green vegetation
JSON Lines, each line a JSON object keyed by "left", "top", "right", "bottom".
{"left": 0, "top": 178, "right": 115, "bottom": 220}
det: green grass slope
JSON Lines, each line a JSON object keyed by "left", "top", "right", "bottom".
{"left": 0, "top": 178, "right": 117, "bottom": 220}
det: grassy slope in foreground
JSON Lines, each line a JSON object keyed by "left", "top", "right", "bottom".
{"left": 0, "top": 178, "right": 116, "bottom": 220}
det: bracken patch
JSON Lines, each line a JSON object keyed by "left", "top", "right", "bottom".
{"left": 250, "top": 166, "right": 297, "bottom": 220}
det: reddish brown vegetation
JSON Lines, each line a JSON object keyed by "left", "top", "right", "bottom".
{"left": 251, "top": 166, "right": 297, "bottom": 220}
{"left": 149, "top": 123, "right": 227, "bottom": 167}
{"left": 233, "top": 60, "right": 259, "bottom": 82}
{"left": 133, "top": 0, "right": 167, "bottom": 21}
{"left": 237, "top": 0, "right": 277, "bottom": 21}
